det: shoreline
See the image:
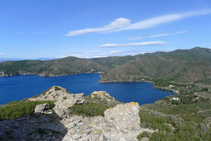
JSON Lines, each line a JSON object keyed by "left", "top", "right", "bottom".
{"left": 0, "top": 72, "right": 101, "bottom": 77}
{"left": 99, "top": 80, "right": 179, "bottom": 94}
{"left": 0, "top": 72, "right": 179, "bottom": 94}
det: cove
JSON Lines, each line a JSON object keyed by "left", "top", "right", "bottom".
{"left": 0, "top": 73, "right": 174, "bottom": 105}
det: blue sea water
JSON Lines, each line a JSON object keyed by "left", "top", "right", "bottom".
{"left": 0, "top": 73, "right": 174, "bottom": 105}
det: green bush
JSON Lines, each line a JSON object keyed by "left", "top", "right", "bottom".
{"left": 138, "top": 109, "right": 211, "bottom": 141}
{"left": 0, "top": 100, "right": 54, "bottom": 120}
{"left": 70, "top": 103, "right": 111, "bottom": 117}
{"left": 54, "top": 86, "right": 61, "bottom": 91}
{"left": 139, "top": 110, "right": 172, "bottom": 132}
{"left": 201, "top": 88, "right": 209, "bottom": 92}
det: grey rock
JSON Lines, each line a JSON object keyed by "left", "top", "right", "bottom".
{"left": 73, "top": 93, "right": 85, "bottom": 104}
{"left": 34, "top": 103, "right": 49, "bottom": 114}
{"left": 90, "top": 91, "right": 115, "bottom": 102}
{"left": 1, "top": 87, "right": 156, "bottom": 141}
{"left": 141, "top": 137, "right": 150, "bottom": 141}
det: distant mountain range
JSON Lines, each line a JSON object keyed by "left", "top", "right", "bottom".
{"left": 0, "top": 58, "right": 55, "bottom": 63}
{"left": 0, "top": 47, "right": 211, "bottom": 85}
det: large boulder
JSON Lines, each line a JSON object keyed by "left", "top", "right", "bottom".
{"left": 90, "top": 91, "right": 115, "bottom": 102}
{"left": 30, "top": 86, "right": 85, "bottom": 118}
{"left": 63, "top": 102, "right": 143, "bottom": 141}
{"left": 104, "top": 102, "right": 141, "bottom": 132}
{"left": 28, "top": 86, "right": 70, "bottom": 101}
{"left": 34, "top": 103, "right": 49, "bottom": 114}
{"left": 53, "top": 93, "right": 85, "bottom": 118}
{"left": 103, "top": 102, "right": 141, "bottom": 140}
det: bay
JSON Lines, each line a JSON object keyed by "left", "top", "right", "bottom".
{"left": 0, "top": 73, "right": 174, "bottom": 105}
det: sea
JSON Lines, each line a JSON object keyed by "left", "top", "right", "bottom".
{"left": 0, "top": 73, "right": 174, "bottom": 105}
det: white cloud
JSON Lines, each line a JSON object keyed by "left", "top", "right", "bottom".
{"left": 0, "top": 53, "right": 4, "bottom": 56}
{"left": 150, "top": 30, "right": 187, "bottom": 38}
{"left": 110, "top": 50, "right": 146, "bottom": 55}
{"left": 66, "top": 9, "right": 211, "bottom": 36}
{"left": 110, "top": 50, "right": 123, "bottom": 53}
{"left": 66, "top": 18, "right": 130, "bottom": 36}
{"left": 128, "top": 30, "right": 187, "bottom": 40}
{"left": 149, "top": 33, "right": 171, "bottom": 38}
{"left": 121, "top": 9, "right": 211, "bottom": 31}
{"left": 174, "top": 30, "right": 187, "bottom": 34}
{"left": 127, "top": 36, "right": 144, "bottom": 40}
{"left": 94, "top": 56, "right": 105, "bottom": 58}
{"left": 99, "top": 41, "right": 167, "bottom": 48}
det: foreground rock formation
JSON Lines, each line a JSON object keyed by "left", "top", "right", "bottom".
{"left": 62, "top": 102, "right": 148, "bottom": 141}
{"left": 29, "top": 86, "right": 85, "bottom": 118}
{"left": 0, "top": 86, "right": 154, "bottom": 141}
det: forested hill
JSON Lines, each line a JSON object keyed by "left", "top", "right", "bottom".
{"left": 100, "top": 47, "right": 211, "bottom": 85}
{"left": 0, "top": 56, "right": 106, "bottom": 76}
{"left": 1, "top": 47, "right": 211, "bottom": 85}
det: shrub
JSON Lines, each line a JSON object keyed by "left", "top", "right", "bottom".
{"left": 0, "top": 100, "right": 54, "bottom": 120}
{"left": 138, "top": 109, "right": 211, "bottom": 141}
{"left": 54, "top": 86, "right": 61, "bottom": 91}
{"left": 201, "top": 88, "right": 209, "bottom": 92}
{"left": 139, "top": 110, "right": 172, "bottom": 132}
{"left": 70, "top": 103, "right": 111, "bottom": 117}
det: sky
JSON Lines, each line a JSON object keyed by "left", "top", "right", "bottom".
{"left": 0, "top": 0, "right": 211, "bottom": 59}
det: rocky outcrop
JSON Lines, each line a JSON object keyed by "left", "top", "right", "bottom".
{"left": 34, "top": 103, "right": 49, "bottom": 114}
{"left": 104, "top": 102, "right": 141, "bottom": 134}
{"left": 28, "top": 86, "right": 70, "bottom": 101}
{"left": 90, "top": 91, "right": 115, "bottom": 102}
{"left": 29, "top": 86, "right": 85, "bottom": 118}
{"left": 0, "top": 86, "right": 155, "bottom": 141}
{"left": 63, "top": 102, "right": 154, "bottom": 141}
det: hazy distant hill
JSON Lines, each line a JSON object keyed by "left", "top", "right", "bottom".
{"left": 0, "top": 47, "right": 211, "bottom": 85}
{"left": 0, "top": 56, "right": 106, "bottom": 76}
{"left": 0, "top": 58, "right": 55, "bottom": 63}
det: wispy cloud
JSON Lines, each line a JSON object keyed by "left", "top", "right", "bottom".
{"left": 94, "top": 55, "right": 105, "bottom": 58}
{"left": 149, "top": 33, "right": 171, "bottom": 38}
{"left": 66, "top": 9, "right": 211, "bottom": 36}
{"left": 174, "top": 31, "right": 187, "bottom": 34}
{"left": 110, "top": 50, "right": 123, "bottom": 53}
{"left": 66, "top": 18, "right": 130, "bottom": 36}
{"left": 127, "top": 36, "right": 144, "bottom": 40}
{"left": 128, "top": 30, "right": 187, "bottom": 40}
{"left": 0, "top": 53, "right": 4, "bottom": 56}
{"left": 149, "top": 30, "right": 187, "bottom": 38}
{"left": 99, "top": 41, "right": 167, "bottom": 48}
{"left": 109, "top": 50, "right": 148, "bottom": 56}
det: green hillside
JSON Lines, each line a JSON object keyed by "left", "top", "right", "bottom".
{"left": 100, "top": 47, "right": 211, "bottom": 86}
{"left": 1, "top": 47, "right": 211, "bottom": 87}
{"left": 0, "top": 56, "right": 106, "bottom": 76}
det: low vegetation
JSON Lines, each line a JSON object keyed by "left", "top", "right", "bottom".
{"left": 54, "top": 86, "right": 61, "bottom": 91}
{"left": 0, "top": 100, "right": 54, "bottom": 120}
{"left": 85, "top": 95, "right": 121, "bottom": 107}
{"left": 138, "top": 109, "right": 211, "bottom": 141}
{"left": 69, "top": 103, "right": 111, "bottom": 117}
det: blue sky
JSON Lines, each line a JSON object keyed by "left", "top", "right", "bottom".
{"left": 0, "top": 0, "right": 211, "bottom": 59}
